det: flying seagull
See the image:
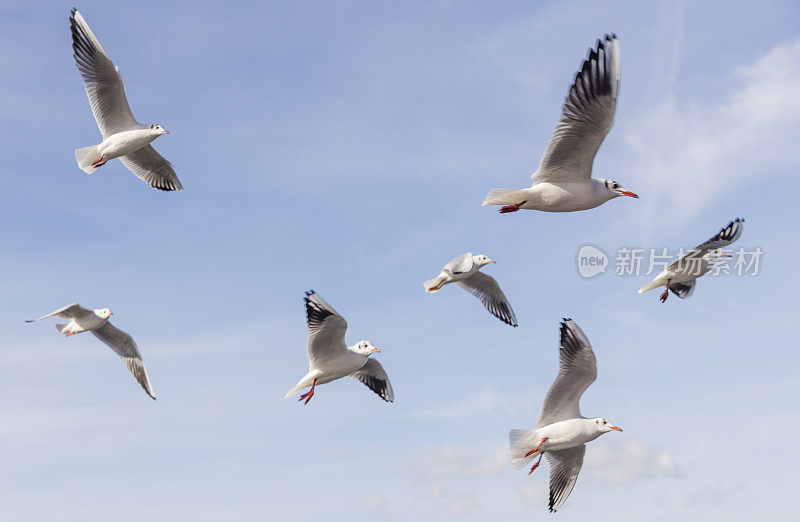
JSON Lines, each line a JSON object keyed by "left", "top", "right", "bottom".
{"left": 509, "top": 319, "right": 622, "bottom": 512}
{"left": 26, "top": 303, "right": 156, "bottom": 399}
{"left": 482, "top": 34, "right": 637, "bottom": 213}
{"left": 285, "top": 291, "right": 394, "bottom": 404}
{"left": 70, "top": 9, "right": 182, "bottom": 191}
{"left": 639, "top": 218, "right": 744, "bottom": 302}
{"left": 424, "top": 252, "right": 518, "bottom": 327}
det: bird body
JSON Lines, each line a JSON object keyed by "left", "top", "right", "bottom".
{"left": 482, "top": 35, "right": 638, "bottom": 214}
{"left": 639, "top": 218, "right": 744, "bottom": 302}
{"left": 26, "top": 303, "right": 156, "bottom": 399}
{"left": 285, "top": 291, "right": 394, "bottom": 404}
{"left": 509, "top": 319, "right": 621, "bottom": 512}
{"left": 424, "top": 253, "right": 518, "bottom": 327}
{"left": 76, "top": 126, "right": 163, "bottom": 174}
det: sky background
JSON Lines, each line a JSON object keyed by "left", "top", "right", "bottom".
{"left": 0, "top": 0, "right": 798, "bottom": 520}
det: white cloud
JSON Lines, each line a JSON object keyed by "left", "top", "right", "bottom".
{"left": 583, "top": 440, "right": 682, "bottom": 484}
{"left": 446, "top": 494, "right": 479, "bottom": 517}
{"left": 623, "top": 38, "right": 800, "bottom": 235}
{"left": 416, "top": 444, "right": 508, "bottom": 481}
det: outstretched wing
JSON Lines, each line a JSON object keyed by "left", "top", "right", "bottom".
{"left": 456, "top": 272, "right": 518, "bottom": 327}
{"left": 304, "top": 290, "right": 348, "bottom": 368}
{"left": 70, "top": 9, "right": 138, "bottom": 138}
{"left": 350, "top": 359, "right": 394, "bottom": 402}
{"left": 537, "top": 319, "right": 596, "bottom": 427}
{"left": 120, "top": 145, "right": 183, "bottom": 191}
{"left": 26, "top": 303, "right": 91, "bottom": 322}
{"left": 91, "top": 322, "right": 156, "bottom": 399}
{"left": 443, "top": 252, "right": 474, "bottom": 274}
{"left": 694, "top": 218, "right": 745, "bottom": 253}
{"left": 534, "top": 35, "right": 620, "bottom": 184}
{"left": 546, "top": 445, "right": 586, "bottom": 512}
{"left": 669, "top": 280, "right": 696, "bottom": 299}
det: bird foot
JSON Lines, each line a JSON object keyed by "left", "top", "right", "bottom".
{"left": 528, "top": 453, "right": 544, "bottom": 475}
{"left": 298, "top": 378, "right": 317, "bottom": 405}
{"left": 64, "top": 332, "right": 73, "bottom": 337}
{"left": 91, "top": 156, "right": 106, "bottom": 167}
{"left": 499, "top": 201, "right": 526, "bottom": 213}
{"left": 524, "top": 437, "right": 548, "bottom": 457}
{"left": 660, "top": 281, "right": 671, "bottom": 303}
{"left": 427, "top": 282, "right": 443, "bottom": 292}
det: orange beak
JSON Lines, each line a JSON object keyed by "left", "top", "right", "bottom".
{"left": 619, "top": 190, "right": 638, "bottom": 199}
{"left": 610, "top": 426, "right": 623, "bottom": 432}
{"left": 489, "top": 260, "right": 497, "bottom": 263}
{"left": 163, "top": 130, "right": 170, "bottom": 134}
{"left": 108, "top": 312, "right": 113, "bottom": 316}
{"left": 720, "top": 253, "right": 732, "bottom": 258}
{"left": 371, "top": 347, "right": 381, "bottom": 353}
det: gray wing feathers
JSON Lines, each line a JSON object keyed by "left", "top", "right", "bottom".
{"left": 537, "top": 319, "right": 597, "bottom": 427}
{"left": 546, "top": 445, "right": 586, "bottom": 512}
{"left": 119, "top": 146, "right": 183, "bottom": 191}
{"left": 304, "top": 291, "right": 348, "bottom": 366}
{"left": 350, "top": 359, "right": 394, "bottom": 402}
{"left": 695, "top": 218, "right": 745, "bottom": 252}
{"left": 27, "top": 303, "right": 90, "bottom": 322}
{"left": 91, "top": 322, "right": 155, "bottom": 399}
{"left": 456, "top": 271, "right": 518, "bottom": 327}
{"left": 70, "top": 9, "right": 138, "bottom": 137}
{"left": 443, "top": 252, "right": 474, "bottom": 274}
{"left": 534, "top": 35, "right": 620, "bottom": 183}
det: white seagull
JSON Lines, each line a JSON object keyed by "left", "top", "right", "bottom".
{"left": 639, "top": 218, "right": 744, "bottom": 303}
{"left": 26, "top": 303, "right": 156, "bottom": 399}
{"left": 482, "top": 34, "right": 637, "bottom": 213}
{"left": 285, "top": 291, "right": 394, "bottom": 405}
{"left": 70, "top": 9, "right": 183, "bottom": 191}
{"left": 423, "top": 252, "right": 518, "bottom": 327}
{"left": 509, "top": 319, "right": 622, "bottom": 512}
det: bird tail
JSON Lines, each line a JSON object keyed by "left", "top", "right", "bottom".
{"left": 482, "top": 188, "right": 523, "bottom": 206}
{"left": 284, "top": 382, "right": 306, "bottom": 399}
{"left": 75, "top": 145, "right": 102, "bottom": 174}
{"left": 509, "top": 429, "right": 540, "bottom": 470}
{"left": 638, "top": 279, "right": 663, "bottom": 294}
{"left": 55, "top": 323, "right": 68, "bottom": 333}
{"left": 423, "top": 276, "right": 445, "bottom": 293}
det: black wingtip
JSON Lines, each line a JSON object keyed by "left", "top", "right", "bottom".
{"left": 25, "top": 320, "right": 34, "bottom": 323}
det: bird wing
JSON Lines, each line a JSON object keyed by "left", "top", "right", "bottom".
{"left": 304, "top": 291, "right": 349, "bottom": 368}
{"left": 537, "top": 319, "right": 597, "bottom": 427}
{"left": 442, "top": 252, "right": 474, "bottom": 274}
{"left": 350, "top": 358, "right": 394, "bottom": 402}
{"left": 455, "top": 271, "right": 518, "bottom": 327}
{"left": 669, "top": 280, "right": 696, "bottom": 299}
{"left": 26, "top": 303, "right": 91, "bottom": 322}
{"left": 694, "top": 218, "right": 745, "bottom": 253}
{"left": 70, "top": 9, "right": 138, "bottom": 138}
{"left": 533, "top": 35, "right": 620, "bottom": 184}
{"left": 546, "top": 445, "right": 586, "bottom": 512}
{"left": 119, "top": 145, "right": 183, "bottom": 191}
{"left": 91, "top": 322, "right": 156, "bottom": 399}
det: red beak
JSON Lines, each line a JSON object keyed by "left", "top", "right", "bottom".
{"left": 371, "top": 347, "right": 381, "bottom": 353}
{"left": 610, "top": 426, "right": 623, "bottom": 432}
{"left": 619, "top": 190, "right": 638, "bottom": 199}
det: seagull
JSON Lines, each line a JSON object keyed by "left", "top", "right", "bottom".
{"left": 70, "top": 9, "right": 183, "bottom": 191}
{"left": 639, "top": 218, "right": 744, "bottom": 303}
{"left": 285, "top": 291, "right": 394, "bottom": 404}
{"left": 509, "top": 319, "right": 622, "bottom": 513}
{"left": 26, "top": 303, "right": 156, "bottom": 399}
{"left": 424, "top": 252, "right": 518, "bottom": 327}
{"left": 482, "top": 34, "right": 637, "bottom": 213}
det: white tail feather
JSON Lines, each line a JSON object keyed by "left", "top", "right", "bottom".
{"left": 638, "top": 279, "right": 663, "bottom": 294}
{"left": 75, "top": 145, "right": 102, "bottom": 174}
{"left": 482, "top": 188, "right": 523, "bottom": 206}
{"left": 424, "top": 277, "right": 444, "bottom": 293}
{"left": 284, "top": 384, "right": 303, "bottom": 399}
{"left": 509, "top": 429, "right": 540, "bottom": 470}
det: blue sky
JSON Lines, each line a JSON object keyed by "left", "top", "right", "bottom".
{"left": 0, "top": 0, "right": 798, "bottom": 520}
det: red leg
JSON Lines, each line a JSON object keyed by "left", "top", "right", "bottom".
{"left": 427, "top": 281, "right": 443, "bottom": 292}
{"left": 525, "top": 437, "right": 548, "bottom": 457}
{"left": 91, "top": 156, "right": 106, "bottom": 167}
{"left": 298, "top": 378, "right": 317, "bottom": 404}
{"left": 659, "top": 279, "right": 671, "bottom": 303}
{"left": 528, "top": 453, "right": 544, "bottom": 475}
{"left": 499, "top": 200, "right": 527, "bottom": 213}
{"left": 64, "top": 332, "right": 73, "bottom": 337}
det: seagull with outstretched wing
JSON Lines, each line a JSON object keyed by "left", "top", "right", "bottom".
{"left": 509, "top": 319, "right": 622, "bottom": 512}
{"left": 285, "top": 291, "right": 394, "bottom": 404}
{"left": 482, "top": 34, "right": 637, "bottom": 213}
{"left": 70, "top": 9, "right": 182, "bottom": 191}
{"left": 639, "top": 218, "right": 745, "bottom": 302}
{"left": 26, "top": 303, "right": 156, "bottom": 399}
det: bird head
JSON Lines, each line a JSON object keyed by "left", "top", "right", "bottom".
{"left": 352, "top": 341, "right": 380, "bottom": 356}
{"left": 602, "top": 179, "right": 638, "bottom": 199}
{"left": 473, "top": 254, "right": 496, "bottom": 267}
{"left": 594, "top": 417, "right": 623, "bottom": 433}
{"left": 149, "top": 123, "right": 169, "bottom": 135}
{"left": 94, "top": 308, "right": 113, "bottom": 319}
{"left": 705, "top": 248, "right": 732, "bottom": 261}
